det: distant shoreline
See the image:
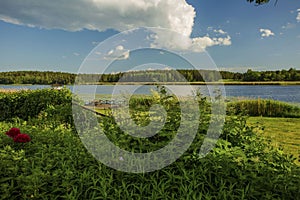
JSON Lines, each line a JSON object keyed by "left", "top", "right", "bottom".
{"left": 1, "top": 81, "right": 300, "bottom": 86}
{"left": 77, "top": 81, "right": 300, "bottom": 86}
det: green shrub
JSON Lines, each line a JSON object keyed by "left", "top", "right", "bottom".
{"left": 1, "top": 114, "right": 299, "bottom": 199}
{"left": 0, "top": 88, "right": 72, "bottom": 121}
{"left": 0, "top": 88, "right": 299, "bottom": 199}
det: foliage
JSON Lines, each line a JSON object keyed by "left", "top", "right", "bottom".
{"left": 0, "top": 88, "right": 299, "bottom": 199}
{"left": 0, "top": 88, "right": 72, "bottom": 121}
{"left": 227, "top": 99, "right": 300, "bottom": 117}
{"left": 1, "top": 68, "right": 299, "bottom": 85}
{"left": 247, "top": 0, "right": 280, "bottom": 6}
{"left": 0, "top": 71, "right": 75, "bottom": 85}
{"left": 242, "top": 68, "right": 300, "bottom": 81}
{"left": 1, "top": 115, "right": 299, "bottom": 199}
{"left": 247, "top": 0, "right": 271, "bottom": 5}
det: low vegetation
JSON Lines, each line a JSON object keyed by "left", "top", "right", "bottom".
{"left": 0, "top": 88, "right": 299, "bottom": 199}
{"left": 227, "top": 99, "right": 300, "bottom": 118}
{"left": 0, "top": 88, "right": 72, "bottom": 121}
{"left": 248, "top": 117, "right": 300, "bottom": 165}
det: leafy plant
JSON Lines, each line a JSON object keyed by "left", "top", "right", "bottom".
{"left": 0, "top": 87, "right": 299, "bottom": 199}
{"left": 0, "top": 88, "right": 72, "bottom": 121}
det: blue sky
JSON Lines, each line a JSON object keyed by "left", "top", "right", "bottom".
{"left": 0, "top": 0, "right": 299, "bottom": 73}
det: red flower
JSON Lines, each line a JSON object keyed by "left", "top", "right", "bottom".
{"left": 5, "top": 127, "right": 21, "bottom": 138}
{"left": 13, "top": 133, "right": 31, "bottom": 143}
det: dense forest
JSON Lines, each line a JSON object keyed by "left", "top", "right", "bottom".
{"left": 0, "top": 71, "right": 76, "bottom": 85}
{"left": 0, "top": 68, "right": 299, "bottom": 84}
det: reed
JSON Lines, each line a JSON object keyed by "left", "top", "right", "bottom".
{"left": 227, "top": 99, "right": 300, "bottom": 117}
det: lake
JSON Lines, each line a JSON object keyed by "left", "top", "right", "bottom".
{"left": 1, "top": 84, "right": 299, "bottom": 103}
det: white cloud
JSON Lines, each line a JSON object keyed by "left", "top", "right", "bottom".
{"left": 73, "top": 52, "right": 80, "bottom": 56}
{"left": 0, "top": 0, "right": 195, "bottom": 36}
{"left": 0, "top": 0, "right": 231, "bottom": 52}
{"left": 214, "top": 29, "right": 227, "bottom": 35}
{"left": 297, "top": 9, "right": 300, "bottom": 22}
{"left": 260, "top": 29, "right": 275, "bottom": 38}
{"left": 191, "top": 35, "right": 231, "bottom": 51}
{"left": 104, "top": 45, "right": 129, "bottom": 60}
{"left": 151, "top": 31, "right": 231, "bottom": 52}
{"left": 150, "top": 29, "right": 231, "bottom": 52}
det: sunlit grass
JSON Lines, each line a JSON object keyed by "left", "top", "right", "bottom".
{"left": 248, "top": 117, "right": 300, "bottom": 165}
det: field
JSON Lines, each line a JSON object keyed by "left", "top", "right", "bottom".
{"left": 248, "top": 117, "right": 300, "bottom": 165}
{"left": 1, "top": 88, "right": 300, "bottom": 199}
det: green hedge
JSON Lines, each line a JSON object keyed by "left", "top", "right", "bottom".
{"left": 227, "top": 99, "right": 300, "bottom": 117}
{"left": 0, "top": 88, "right": 72, "bottom": 121}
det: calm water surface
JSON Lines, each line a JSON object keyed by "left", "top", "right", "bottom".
{"left": 1, "top": 84, "right": 299, "bottom": 103}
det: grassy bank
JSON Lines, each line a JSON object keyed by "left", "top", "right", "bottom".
{"left": 1, "top": 88, "right": 300, "bottom": 199}
{"left": 248, "top": 117, "right": 300, "bottom": 165}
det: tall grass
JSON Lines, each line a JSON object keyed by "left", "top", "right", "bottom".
{"left": 0, "top": 88, "right": 299, "bottom": 199}
{"left": 227, "top": 99, "right": 300, "bottom": 117}
{"left": 1, "top": 114, "right": 299, "bottom": 199}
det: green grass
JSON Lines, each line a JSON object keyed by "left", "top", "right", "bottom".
{"left": 227, "top": 99, "right": 300, "bottom": 118}
{"left": 1, "top": 88, "right": 300, "bottom": 199}
{"left": 1, "top": 116, "right": 300, "bottom": 199}
{"left": 248, "top": 117, "right": 300, "bottom": 165}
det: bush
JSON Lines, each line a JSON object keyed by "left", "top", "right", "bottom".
{"left": 0, "top": 88, "right": 72, "bottom": 121}
{"left": 0, "top": 88, "right": 299, "bottom": 199}
{"left": 1, "top": 114, "right": 299, "bottom": 199}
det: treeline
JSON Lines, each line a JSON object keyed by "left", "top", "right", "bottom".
{"left": 0, "top": 71, "right": 76, "bottom": 84}
{"left": 75, "top": 68, "right": 300, "bottom": 83}
{"left": 75, "top": 70, "right": 220, "bottom": 83}
{"left": 241, "top": 68, "right": 300, "bottom": 81}
{"left": 0, "top": 68, "right": 299, "bottom": 84}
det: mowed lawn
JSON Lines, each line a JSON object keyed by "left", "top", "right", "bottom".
{"left": 247, "top": 117, "right": 300, "bottom": 165}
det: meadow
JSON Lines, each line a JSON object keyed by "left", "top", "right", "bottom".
{"left": 247, "top": 117, "right": 300, "bottom": 165}
{"left": 0, "top": 88, "right": 300, "bottom": 199}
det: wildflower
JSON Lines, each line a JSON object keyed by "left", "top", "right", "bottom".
{"left": 5, "top": 127, "right": 21, "bottom": 138}
{"left": 13, "top": 133, "right": 31, "bottom": 143}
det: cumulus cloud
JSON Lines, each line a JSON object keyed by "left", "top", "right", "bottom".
{"left": 297, "top": 9, "right": 300, "bottom": 22}
{"left": 150, "top": 29, "right": 231, "bottom": 52}
{"left": 104, "top": 45, "right": 129, "bottom": 60}
{"left": 260, "top": 29, "right": 275, "bottom": 38}
{"left": 0, "top": 0, "right": 195, "bottom": 36}
{"left": 191, "top": 35, "right": 231, "bottom": 51}
{"left": 0, "top": 0, "right": 231, "bottom": 52}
